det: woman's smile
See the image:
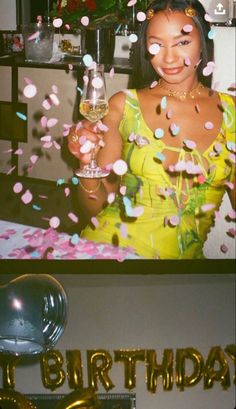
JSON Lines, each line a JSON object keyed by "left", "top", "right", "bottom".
{"left": 162, "top": 66, "right": 184, "bottom": 75}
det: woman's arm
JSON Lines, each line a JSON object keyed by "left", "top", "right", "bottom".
{"left": 68, "top": 91, "right": 126, "bottom": 219}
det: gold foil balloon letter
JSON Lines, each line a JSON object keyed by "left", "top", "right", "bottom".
{"left": 176, "top": 348, "right": 204, "bottom": 391}
{"left": 204, "top": 346, "right": 230, "bottom": 390}
{"left": 146, "top": 349, "right": 174, "bottom": 392}
{"left": 66, "top": 350, "right": 84, "bottom": 389}
{"left": 225, "top": 344, "right": 236, "bottom": 384}
{"left": 41, "top": 349, "right": 66, "bottom": 391}
{"left": 87, "top": 350, "right": 114, "bottom": 391}
{"left": 114, "top": 349, "right": 145, "bottom": 390}
{"left": 0, "top": 354, "right": 20, "bottom": 389}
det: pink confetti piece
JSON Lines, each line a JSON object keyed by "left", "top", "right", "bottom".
{"left": 170, "top": 123, "right": 180, "bottom": 136}
{"left": 68, "top": 212, "right": 78, "bottom": 223}
{"left": 109, "top": 67, "right": 115, "bottom": 78}
{"left": 157, "top": 66, "right": 164, "bottom": 76}
{"left": 132, "top": 206, "right": 144, "bottom": 218}
{"left": 202, "top": 62, "right": 215, "bottom": 76}
{"left": 81, "top": 16, "right": 89, "bottom": 26}
{"left": 39, "top": 194, "right": 48, "bottom": 199}
{"left": 120, "top": 185, "right": 126, "bottom": 195}
{"left": 204, "top": 13, "right": 213, "bottom": 22}
{"left": 204, "top": 121, "right": 214, "bottom": 130}
{"left": 92, "top": 77, "right": 104, "bottom": 89}
{"left": 213, "top": 143, "right": 222, "bottom": 154}
{"left": 47, "top": 118, "right": 58, "bottom": 128}
{"left": 195, "top": 104, "right": 200, "bottom": 113}
{"left": 14, "top": 148, "right": 23, "bottom": 155}
{"left": 53, "top": 18, "right": 63, "bottom": 28}
{"left": 224, "top": 181, "right": 234, "bottom": 190}
{"left": 23, "top": 84, "right": 37, "bottom": 98}
{"left": 80, "top": 140, "right": 93, "bottom": 154}
{"left": 113, "top": 159, "right": 128, "bottom": 176}
{"left": 40, "top": 135, "right": 52, "bottom": 142}
{"left": 127, "top": 0, "right": 137, "bottom": 6}
{"left": 137, "top": 11, "right": 146, "bottom": 22}
{"left": 43, "top": 141, "right": 53, "bottom": 149}
{"left": 227, "top": 228, "right": 236, "bottom": 238}
{"left": 21, "top": 189, "right": 33, "bottom": 204}
{"left": 183, "top": 139, "right": 196, "bottom": 150}
{"left": 6, "top": 166, "right": 16, "bottom": 175}
{"left": 27, "top": 31, "right": 40, "bottom": 41}
{"left": 64, "top": 187, "right": 70, "bottom": 197}
{"left": 107, "top": 192, "right": 115, "bottom": 204}
{"left": 52, "top": 85, "right": 58, "bottom": 94}
{"left": 197, "top": 174, "right": 206, "bottom": 184}
{"left": 3, "top": 148, "right": 13, "bottom": 153}
{"left": 148, "top": 43, "right": 160, "bottom": 55}
{"left": 120, "top": 223, "right": 128, "bottom": 238}
{"left": 13, "top": 182, "right": 23, "bottom": 193}
{"left": 150, "top": 80, "right": 158, "bottom": 89}
{"left": 166, "top": 109, "right": 172, "bottom": 119}
{"left": 68, "top": 64, "right": 73, "bottom": 71}
{"left": 227, "top": 209, "right": 236, "bottom": 220}
{"left": 83, "top": 75, "right": 89, "bottom": 86}
{"left": 97, "top": 121, "right": 109, "bottom": 132}
{"left": 41, "top": 116, "right": 48, "bottom": 128}
{"left": 169, "top": 215, "right": 180, "bottom": 226}
{"left": 53, "top": 140, "right": 61, "bottom": 150}
{"left": 183, "top": 24, "right": 193, "bottom": 32}
{"left": 49, "top": 216, "right": 60, "bottom": 229}
{"left": 30, "top": 154, "right": 39, "bottom": 164}
{"left": 49, "top": 93, "right": 60, "bottom": 106}
{"left": 65, "top": 24, "right": 70, "bottom": 30}
{"left": 184, "top": 56, "right": 191, "bottom": 66}
{"left": 42, "top": 98, "right": 52, "bottom": 110}
{"left": 201, "top": 203, "right": 215, "bottom": 212}
{"left": 229, "top": 153, "right": 236, "bottom": 163}
{"left": 175, "top": 160, "right": 186, "bottom": 172}
{"left": 214, "top": 210, "right": 221, "bottom": 221}
{"left": 91, "top": 216, "right": 99, "bottom": 228}
{"left": 220, "top": 244, "right": 228, "bottom": 253}
{"left": 24, "top": 77, "right": 32, "bottom": 85}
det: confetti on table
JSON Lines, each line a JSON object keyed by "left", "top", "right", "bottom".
{"left": 23, "top": 84, "right": 37, "bottom": 98}
{"left": 13, "top": 182, "right": 23, "bottom": 194}
{"left": 16, "top": 112, "right": 27, "bottom": 121}
{"left": 49, "top": 216, "right": 60, "bottom": 229}
{"left": 21, "top": 189, "right": 33, "bottom": 204}
{"left": 68, "top": 212, "right": 79, "bottom": 223}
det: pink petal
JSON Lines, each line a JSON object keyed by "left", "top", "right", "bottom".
{"left": 43, "top": 142, "right": 53, "bottom": 148}
{"left": 53, "top": 140, "right": 61, "bottom": 150}
{"left": 40, "top": 135, "right": 51, "bottom": 142}
{"left": 23, "top": 77, "right": 32, "bottom": 85}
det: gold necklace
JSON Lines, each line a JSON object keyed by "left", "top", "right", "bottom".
{"left": 158, "top": 79, "right": 204, "bottom": 101}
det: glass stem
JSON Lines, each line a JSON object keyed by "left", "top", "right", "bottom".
{"left": 90, "top": 147, "right": 98, "bottom": 169}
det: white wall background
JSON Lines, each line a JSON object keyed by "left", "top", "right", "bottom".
{"left": 0, "top": 274, "right": 235, "bottom": 409}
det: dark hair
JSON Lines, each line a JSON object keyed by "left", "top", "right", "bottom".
{"left": 130, "top": 0, "right": 214, "bottom": 88}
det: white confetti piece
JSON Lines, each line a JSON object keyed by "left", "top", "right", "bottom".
{"left": 83, "top": 54, "right": 93, "bottom": 67}
{"left": 113, "top": 159, "right": 128, "bottom": 176}
{"left": 80, "top": 140, "right": 93, "bottom": 154}
{"left": 23, "top": 84, "right": 37, "bottom": 98}
{"left": 137, "top": 11, "right": 146, "bottom": 22}
{"left": 81, "top": 16, "right": 89, "bottom": 26}
{"left": 148, "top": 43, "right": 160, "bottom": 55}
{"left": 21, "top": 189, "right": 33, "bottom": 204}
{"left": 40, "top": 135, "right": 52, "bottom": 142}
{"left": 53, "top": 18, "right": 63, "bottom": 28}
{"left": 107, "top": 192, "right": 116, "bottom": 204}
{"left": 92, "top": 77, "right": 104, "bottom": 89}
{"left": 127, "top": 0, "right": 137, "bottom": 6}
{"left": 71, "top": 233, "right": 80, "bottom": 245}
{"left": 49, "top": 216, "right": 60, "bottom": 229}
{"left": 201, "top": 203, "right": 215, "bottom": 212}
{"left": 183, "top": 139, "right": 196, "bottom": 150}
{"left": 183, "top": 24, "right": 193, "bottom": 32}
{"left": 154, "top": 128, "right": 164, "bottom": 139}
{"left": 91, "top": 216, "right": 99, "bottom": 228}
{"left": 120, "top": 185, "right": 127, "bottom": 195}
{"left": 129, "top": 33, "right": 138, "bottom": 43}
{"left": 204, "top": 121, "right": 214, "bottom": 130}
{"left": 13, "top": 182, "right": 23, "bottom": 193}
{"left": 150, "top": 80, "right": 158, "bottom": 89}
{"left": 109, "top": 67, "right": 115, "bottom": 78}
{"left": 49, "top": 93, "right": 60, "bottom": 106}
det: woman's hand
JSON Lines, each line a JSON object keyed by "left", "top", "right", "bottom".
{"left": 67, "top": 120, "right": 104, "bottom": 166}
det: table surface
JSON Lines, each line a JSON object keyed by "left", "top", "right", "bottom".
{"left": 0, "top": 220, "right": 139, "bottom": 260}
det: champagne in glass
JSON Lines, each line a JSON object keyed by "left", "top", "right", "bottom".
{"left": 75, "top": 63, "right": 110, "bottom": 178}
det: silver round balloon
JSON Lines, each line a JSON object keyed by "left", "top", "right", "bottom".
{"left": 0, "top": 274, "right": 68, "bottom": 355}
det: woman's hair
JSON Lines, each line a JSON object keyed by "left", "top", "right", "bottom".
{"left": 130, "top": 0, "right": 214, "bottom": 88}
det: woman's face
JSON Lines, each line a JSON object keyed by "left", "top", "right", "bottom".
{"left": 146, "top": 10, "right": 202, "bottom": 85}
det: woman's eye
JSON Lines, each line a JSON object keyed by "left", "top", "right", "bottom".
{"left": 178, "top": 40, "right": 191, "bottom": 46}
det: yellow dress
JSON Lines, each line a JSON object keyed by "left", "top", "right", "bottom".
{"left": 81, "top": 90, "right": 235, "bottom": 259}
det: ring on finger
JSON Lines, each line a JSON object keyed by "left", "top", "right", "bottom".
{"left": 72, "top": 134, "right": 79, "bottom": 142}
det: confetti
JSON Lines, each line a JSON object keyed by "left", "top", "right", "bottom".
{"left": 42, "top": 98, "right": 52, "bottom": 110}
{"left": 68, "top": 212, "right": 79, "bottom": 223}
{"left": 120, "top": 223, "right": 128, "bottom": 238}
{"left": 154, "top": 128, "right": 164, "bottom": 139}
{"left": 107, "top": 192, "right": 116, "bottom": 204}
{"left": 184, "top": 56, "right": 191, "bottom": 66}
{"left": 227, "top": 209, "right": 236, "bottom": 220}
{"left": 166, "top": 109, "right": 172, "bottom": 119}
{"left": 150, "top": 80, "right": 158, "bottom": 88}
{"left": 226, "top": 141, "right": 236, "bottom": 152}
{"left": 224, "top": 181, "right": 234, "bottom": 190}
{"left": 201, "top": 203, "right": 215, "bottom": 212}
{"left": 169, "top": 215, "right": 180, "bottom": 226}
{"left": 53, "top": 140, "right": 61, "bottom": 150}
{"left": 120, "top": 185, "right": 127, "bottom": 195}
{"left": 72, "top": 176, "right": 79, "bottom": 185}
{"left": 148, "top": 43, "right": 160, "bottom": 55}
{"left": 227, "top": 228, "right": 236, "bottom": 238}
{"left": 132, "top": 206, "right": 144, "bottom": 218}
{"left": 220, "top": 244, "right": 228, "bottom": 254}
{"left": 127, "top": 0, "right": 137, "bottom": 6}
{"left": 129, "top": 33, "right": 138, "bottom": 43}
{"left": 68, "top": 64, "right": 73, "bottom": 70}
{"left": 202, "top": 62, "right": 215, "bottom": 76}
{"left": 160, "top": 96, "right": 167, "bottom": 109}
{"left": 16, "top": 112, "right": 27, "bottom": 121}
{"left": 23, "top": 77, "right": 32, "bottom": 85}
{"left": 53, "top": 18, "right": 63, "bottom": 28}
{"left": 13, "top": 182, "right": 23, "bottom": 193}
{"left": 92, "top": 77, "right": 104, "bottom": 89}
{"left": 195, "top": 104, "right": 200, "bottom": 113}
{"left": 23, "top": 84, "right": 37, "bottom": 98}
{"left": 21, "top": 189, "right": 33, "bottom": 204}
{"left": 83, "top": 54, "right": 93, "bottom": 67}
{"left": 155, "top": 152, "right": 165, "bottom": 162}
{"left": 80, "top": 140, "right": 93, "bottom": 154}
{"left": 137, "top": 11, "right": 146, "bottom": 22}
{"left": 204, "top": 13, "right": 213, "bottom": 22}
{"left": 113, "top": 159, "right": 128, "bottom": 176}
{"left": 49, "top": 93, "right": 60, "bottom": 106}
{"left": 170, "top": 123, "right": 180, "bottom": 136}
{"left": 182, "top": 24, "right": 193, "bottom": 32}
{"left": 81, "top": 16, "right": 89, "bottom": 26}
{"left": 41, "top": 135, "right": 52, "bottom": 142}
{"left": 64, "top": 187, "right": 70, "bottom": 197}
{"left": 183, "top": 139, "right": 196, "bottom": 150}
{"left": 6, "top": 166, "right": 16, "bottom": 175}
{"left": 197, "top": 174, "right": 206, "bottom": 184}
{"left": 204, "top": 121, "right": 214, "bottom": 130}
{"left": 27, "top": 31, "right": 40, "bottom": 41}
{"left": 71, "top": 233, "right": 80, "bottom": 245}
{"left": 91, "top": 216, "right": 99, "bottom": 228}
{"left": 49, "top": 216, "right": 60, "bottom": 229}
{"left": 14, "top": 148, "right": 23, "bottom": 155}
{"left": 56, "top": 178, "right": 65, "bottom": 185}
{"left": 208, "top": 28, "right": 216, "bottom": 40}
{"left": 47, "top": 118, "right": 58, "bottom": 128}
{"left": 109, "top": 67, "right": 115, "bottom": 78}
{"left": 32, "top": 204, "right": 41, "bottom": 211}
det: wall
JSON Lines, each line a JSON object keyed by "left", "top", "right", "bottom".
{"left": 0, "top": 274, "right": 235, "bottom": 409}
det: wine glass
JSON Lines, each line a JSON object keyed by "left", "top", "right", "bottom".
{"left": 75, "top": 63, "right": 110, "bottom": 178}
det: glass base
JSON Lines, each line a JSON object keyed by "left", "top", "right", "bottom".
{"left": 75, "top": 165, "right": 110, "bottom": 178}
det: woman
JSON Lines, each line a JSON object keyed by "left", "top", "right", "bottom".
{"left": 68, "top": 0, "right": 235, "bottom": 259}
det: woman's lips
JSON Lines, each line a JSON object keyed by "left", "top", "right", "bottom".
{"left": 162, "top": 67, "right": 183, "bottom": 75}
